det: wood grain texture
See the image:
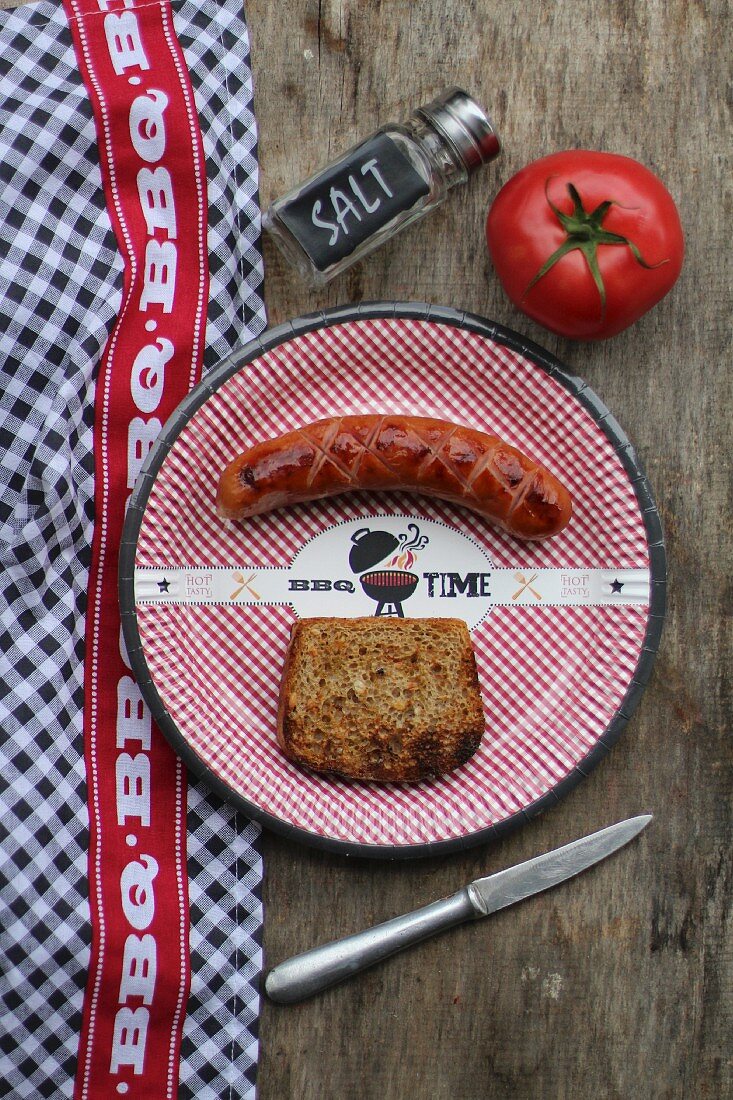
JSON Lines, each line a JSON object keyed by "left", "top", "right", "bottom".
{"left": 1, "top": 0, "right": 728, "bottom": 1095}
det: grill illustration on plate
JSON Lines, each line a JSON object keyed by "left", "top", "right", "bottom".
{"left": 349, "top": 523, "right": 429, "bottom": 617}
{"left": 359, "top": 569, "right": 420, "bottom": 617}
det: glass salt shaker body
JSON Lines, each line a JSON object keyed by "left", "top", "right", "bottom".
{"left": 264, "top": 88, "right": 501, "bottom": 286}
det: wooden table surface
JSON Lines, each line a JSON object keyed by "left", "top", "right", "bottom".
{"left": 2, "top": 0, "right": 727, "bottom": 1096}
{"left": 246, "top": 3, "right": 732, "bottom": 1098}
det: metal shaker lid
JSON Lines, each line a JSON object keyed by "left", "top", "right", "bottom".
{"left": 416, "top": 87, "right": 501, "bottom": 172}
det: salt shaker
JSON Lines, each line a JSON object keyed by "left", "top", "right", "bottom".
{"left": 263, "top": 87, "right": 501, "bottom": 285}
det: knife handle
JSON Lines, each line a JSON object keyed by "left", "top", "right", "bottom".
{"left": 265, "top": 886, "right": 478, "bottom": 1004}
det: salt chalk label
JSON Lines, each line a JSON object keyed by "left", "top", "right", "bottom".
{"left": 276, "top": 132, "right": 430, "bottom": 272}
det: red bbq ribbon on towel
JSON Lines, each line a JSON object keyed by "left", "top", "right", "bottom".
{"left": 61, "top": 0, "right": 209, "bottom": 1094}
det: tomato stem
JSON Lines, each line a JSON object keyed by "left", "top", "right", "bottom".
{"left": 524, "top": 179, "right": 668, "bottom": 317}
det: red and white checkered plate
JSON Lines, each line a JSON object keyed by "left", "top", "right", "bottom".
{"left": 121, "top": 307, "right": 665, "bottom": 856}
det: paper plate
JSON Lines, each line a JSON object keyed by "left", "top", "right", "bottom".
{"left": 120, "top": 304, "right": 665, "bottom": 858}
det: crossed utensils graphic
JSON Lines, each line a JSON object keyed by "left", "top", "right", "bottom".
{"left": 511, "top": 572, "right": 542, "bottom": 601}
{"left": 229, "top": 572, "right": 261, "bottom": 600}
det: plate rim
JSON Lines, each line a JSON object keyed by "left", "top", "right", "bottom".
{"left": 119, "top": 301, "right": 666, "bottom": 860}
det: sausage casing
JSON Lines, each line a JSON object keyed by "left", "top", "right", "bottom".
{"left": 216, "top": 414, "right": 572, "bottom": 540}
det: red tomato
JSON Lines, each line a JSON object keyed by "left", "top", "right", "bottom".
{"left": 486, "top": 151, "right": 684, "bottom": 340}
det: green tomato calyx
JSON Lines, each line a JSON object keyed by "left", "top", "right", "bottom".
{"left": 525, "top": 179, "right": 668, "bottom": 315}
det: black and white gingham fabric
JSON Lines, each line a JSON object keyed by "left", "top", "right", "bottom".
{"left": 0, "top": 0, "right": 266, "bottom": 1095}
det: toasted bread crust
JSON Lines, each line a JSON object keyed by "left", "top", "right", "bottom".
{"left": 277, "top": 617, "right": 485, "bottom": 783}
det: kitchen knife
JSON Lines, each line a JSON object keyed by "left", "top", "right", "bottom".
{"left": 265, "top": 814, "right": 651, "bottom": 1004}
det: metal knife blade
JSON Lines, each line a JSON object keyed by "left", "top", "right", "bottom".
{"left": 467, "top": 814, "right": 652, "bottom": 916}
{"left": 265, "top": 814, "right": 652, "bottom": 1004}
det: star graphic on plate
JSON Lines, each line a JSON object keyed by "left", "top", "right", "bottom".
{"left": 157, "top": 578, "right": 171, "bottom": 593}
{"left": 610, "top": 579, "right": 624, "bottom": 594}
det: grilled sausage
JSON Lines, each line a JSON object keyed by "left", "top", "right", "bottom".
{"left": 216, "top": 415, "right": 572, "bottom": 540}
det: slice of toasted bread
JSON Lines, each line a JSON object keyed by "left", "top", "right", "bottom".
{"left": 277, "top": 617, "right": 485, "bottom": 783}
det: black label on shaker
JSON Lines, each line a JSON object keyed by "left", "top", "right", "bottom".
{"left": 276, "top": 132, "right": 430, "bottom": 272}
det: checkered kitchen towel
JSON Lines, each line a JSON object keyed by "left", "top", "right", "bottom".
{"left": 0, "top": 0, "right": 266, "bottom": 1095}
